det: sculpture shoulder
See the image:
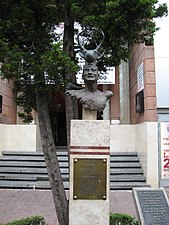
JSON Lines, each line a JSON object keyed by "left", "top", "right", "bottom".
{"left": 65, "top": 89, "right": 85, "bottom": 98}
{"left": 96, "top": 90, "right": 113, "bottom": 98}
{"left": 104, "top": 90, "right": 113, "bottom": 98}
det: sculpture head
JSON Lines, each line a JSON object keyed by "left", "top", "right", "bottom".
{"left": 82, "top": 62, "right": 99, "bottom": 83}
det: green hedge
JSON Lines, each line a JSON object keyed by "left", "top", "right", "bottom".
{"left": 110, "top": 213, "right": 139, "bottom": 225}
{"left": 0, "top": 213, "right": 139, "bottom": 225}
{"left": 0, "top": 216, "right": 47, "bottom": 225}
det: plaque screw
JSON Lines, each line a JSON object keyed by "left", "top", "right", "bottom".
{"left": 103, "top": 159, "right": 107, "bottom": 163}
{"left": 74, "top": 195, "right": 78, "bottom": 200}
{"left": 103, "top": 196, "right": 106, "bottom": 200}
{"left": 74, "top": 159, "right": 78, "bottom": 163}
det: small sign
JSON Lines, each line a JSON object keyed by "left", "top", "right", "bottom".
{"left": 137, "top": 62, "right": 144, "bottom": 92}
{"left": 0, "top": 95, "right": 2, "bottom": 113}
{"left": 133, "top": 188, "right": 169, "bottom": 225}
{"left": 136, "top": 90, "right": 144, "bottom": 113}
{"left": 73, "top": 158, "right": 107, "bottom": 200}
{"left": 160, "top": 122, "right": 169, "bottom": 179}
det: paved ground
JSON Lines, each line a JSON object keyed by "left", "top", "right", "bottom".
{"left": 0, "top": 188, "right": 169, "bottom": 225}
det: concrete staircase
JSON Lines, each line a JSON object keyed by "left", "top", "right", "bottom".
{"left": 0, "top": 147, "right": 150, "bottom": 190}
{"left": 110, "top": 152, "right": 149, "bottom": 189}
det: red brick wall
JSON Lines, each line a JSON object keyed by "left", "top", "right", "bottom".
{"left": 109, "top": 67, "right": 120, "bottom": 121}
{"left": 0, "top": 79, "right": 17, "bottom": 124}
{"left": 129, "top": 44, "right": 157, "bottom": 124}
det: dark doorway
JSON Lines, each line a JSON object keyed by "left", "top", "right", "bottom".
{"left": 49, "top": 92, "right": 67, "bottom": 146}
{"left": 50, "top": 110, "right": 67, "bottom": 146}
{"left": 58, "top": 112, "right": 67, "bottom": 146}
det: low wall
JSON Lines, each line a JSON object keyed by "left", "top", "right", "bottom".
{"left": 0, "top": 122, "right": 159, "bottom": 187}
{"left": 110, "top": 122, "right": 158, "bottom": 187}
{"left": 135, "top": 122, "right": 158, "bottom": 187}
{"left": 110, "top": 124, "right": 135, "bottom": 152}
{"left": 0, "top": 124, "right": 42, "bottom": 155}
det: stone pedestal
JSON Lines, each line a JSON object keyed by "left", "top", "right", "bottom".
{"left": 69, "top": 120, "right": 110, "bottom": 225}
{"left": 82, "top": 107, "right": 97, "bottom": 120}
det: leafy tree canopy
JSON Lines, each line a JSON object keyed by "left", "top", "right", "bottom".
{"left": 0, "top": 0, "right": 78, "bottom": 119}
{"left": 69, "top": 0, "right": 168, "bottom": 65}
{"left": 0, "top": 0, "right": 168, "bottom": 113}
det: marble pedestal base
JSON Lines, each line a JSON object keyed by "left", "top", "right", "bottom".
{"left": 69, "top": 120, "right": 110, "bottom": 225}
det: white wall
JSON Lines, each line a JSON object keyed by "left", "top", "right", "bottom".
{"left": 0, "top": 124, "right": 42, "bottom": 155}
{"left": 110, "top": 122, "right": 159, "bottom": 187}
{"left": 135, "top": 122, "right": 159, "bottom": 187}
{"left": 154, "top": 0, "right": 169, "bottom": 107}
{"left": 110, "top": 125, "right": 135, "bottom": 152}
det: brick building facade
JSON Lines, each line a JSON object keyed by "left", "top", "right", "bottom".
{"left": 0, "top": 43, "right": 158, "bottom": 126}
{"left": 129, "top": 44, "right": 157, "bottom": 124}
{"left": 0, "top": 79, "right": 16, "bottom": 124}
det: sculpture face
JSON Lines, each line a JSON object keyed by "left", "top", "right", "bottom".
{"left": 82, "top": 63, "right": 99, "bottom": 82}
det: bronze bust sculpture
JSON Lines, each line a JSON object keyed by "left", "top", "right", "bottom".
{"left": 65, "top": 29, "right": 113, "bottom": 112}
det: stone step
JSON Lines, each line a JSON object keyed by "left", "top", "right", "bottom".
{"left": 1, "top": 152, "right": 138, "bottom": 159}
{"left": 0, "top": 150, "right": 148, "bottom": 190}
{"left": 0, "top": 161, "right": 68, "bottom": 168}
{"left": 110, "top": 156, "right": 139, "bottom": 162}
{"left": 1, "top": 149, "right": 68, "bottom": 156}
{"left": 2, "top": 151, "right": 137, "bottom": 157}
{"left": 0, "top": 155, "right": 139, "bottom": 164}
{"left": 110, "top": 168, "right": 143, "bottom": 174}
{"left": 0, "top": 173, "right": 145, "bottom": 183}
{"left": 2, "top": 151, "right": 44, "bottom": 156}
{"left": 0, "top": 156, "right": 68, "bottom": 162}
{"left": 0, "top": 161, "right": 141, "bottom": 168}
{"left": 110, "top": 182, "right": 150, "bottom": 190}
{"left": 0, "top": 155, "right": 139, "bottom": 163}
{"left": 0, "top": 174, "right": 145, "bottom": 182}
{"left": 110, "top": 152, "right": 138, "bottom": 156}
{"left": 0, "top": 180, "right": 69, "bottom": 190}
{"left": 0, "top": 174, "right": 68, "bottom": 181}
{"left": 0, "top": 175, "right": 39, "bottom": 181}
{"left": 0, "top": 179, "right": 149, "bottom": 190}
{"left": 0, "top": 167, "right": 68, "bottom": 174}
{"left": 110, "top": 174, "right": 146, "bottom": 182}
{"left": 110, "top": 162, "right": 141, "bottom": 168}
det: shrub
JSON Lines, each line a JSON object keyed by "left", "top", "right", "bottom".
{"left": 0, "top": 216, "right": 47, "bottom": 225}
{"left": 110, "top": 213, "right": 139, "bottom": 225}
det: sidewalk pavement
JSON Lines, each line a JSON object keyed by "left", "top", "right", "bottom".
{"left": 0, "top": 188, "right": 169, "bottom": 225}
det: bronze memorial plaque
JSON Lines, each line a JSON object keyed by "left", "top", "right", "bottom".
{"left": 73, "top": 158, "right": 107, "bottom": 200}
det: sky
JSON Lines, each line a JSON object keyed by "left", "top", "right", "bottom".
{"left": 154, "top": 0, "right": 169, "bottom": 107}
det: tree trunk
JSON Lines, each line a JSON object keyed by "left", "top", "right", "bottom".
{"left": 63, "top": 0, "right": 78, "bottom": 148}
{"left": 36, "top": 91, "right": 68, "bottom": 225}
{"left": 65, "top": 95, "right": 78, "bottom": 150}
{"left": 63, "top": 0, "right": 75, "bottom": 65}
